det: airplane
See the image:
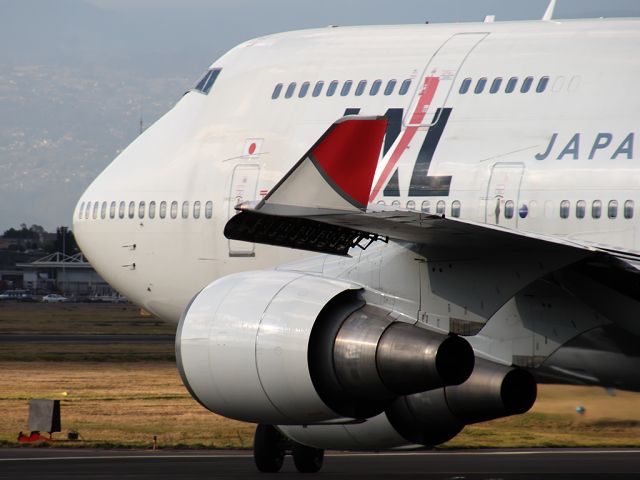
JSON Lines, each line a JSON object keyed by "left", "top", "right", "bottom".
{"left": 72, "top": 4, "right": 640, "bottom": 473}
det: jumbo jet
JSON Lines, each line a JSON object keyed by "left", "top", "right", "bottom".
{"left": 73, "top": 6, "right": 640, "bottom": 473}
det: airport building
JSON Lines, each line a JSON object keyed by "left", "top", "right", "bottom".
{"left": 16, "top": 252, "right": 114, "bottom": 297}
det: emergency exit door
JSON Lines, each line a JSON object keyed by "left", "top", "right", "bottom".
{"left": 405, "top": 32, "right": 488, "bottom": 127}
{"left": 228, "top": 164, "right": 260, "bottom": 256}
{"left": 485, "top": 163, "right": 524, "bottom": 228}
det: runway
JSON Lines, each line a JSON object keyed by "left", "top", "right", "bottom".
{"left": 0, "top": 448, "right": 638, "bottom": 479}
{"left": 0, "top": 334, "right": 174, "bottom": 344}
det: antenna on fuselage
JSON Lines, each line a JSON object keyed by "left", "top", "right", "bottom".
{"left": 542, "top": 0, "right": 556, "bottom": 21}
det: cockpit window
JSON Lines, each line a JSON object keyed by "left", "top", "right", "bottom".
{"left": 193, "top": 68, "right": 222, "bottom": 95}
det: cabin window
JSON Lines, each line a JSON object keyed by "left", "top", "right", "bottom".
{"left": 490, "top": 78, "right": 502, "bottom": 94}
{"left": 128, "top": 201, "right": 135, "bottom": 219}
{"left": 138, "top": 201, "right": 146, "bottom": 219}
{"left": 355, "top": 80, "right": 367, "bottom": 96}
{"left": 78, "top": 202, "right": 85, "bottom": 219}
{"left": 505, "top": 77, "right": 518, "bottom": 93}
{"left": 536, "top": 76, "right": 549, "bottom": 93}
{"left": 370, "top": 79, "right": 382, "bottom": 96}
{"left": 92, "top": 202, "right": 99, "bottom": 219}
{"left": 608, "top": 200, "right": 618, "bottom": 219}
{"left": 474, "top": 77, "right": 487, "bottom": 94}
{"left": 436, "top": 200, "right": 446, "bottom": 215}
{"left": 575, "top": 200, "right": 586, "bottom": 219}
{"left": 504, "top": 200, "right": 515, "bottom": 219}
{"left": 193, "top": 201, "right": 201, "bottom": 219}
{"left": 341, "top": 80, "right": 353, "bottom": 96}
{"left": 84, "top": 202, "right": 91, "bottom": 219}
{"left": 399, "top": 79, "right": 411, "bottom": 95}
{"left": 312, "top": 81, "right": 324, "bottom": 97}
{"left": 298, "top": 81, "right": 310, "bottom": 98}
{"left": 159, "top": 201, "right": 167, "bottom": 219}
{"left": 421, "top": 200, "right": 431, "bottom": 213}
{"left": 624, "top": 200, "right": 634, "bottom": 219}
{"left": 552, "top": 76, "right": 565, "bottom": 92}
{"left": 451, "top": 200, "right": 461, "bottom": 218}
{"left": 149, "top": 201, "right": 156, "bottom": 219}
{"left": 560, "top": 200, "right": 570, "bottom": 219}
{"left": 384, "top": 79, "right": 397, "bottom": 95}
{"left": 119, "top": 201, "right": 125, "bottom": 219}
{"left": 205, "top": 201, "right": 213, "bottom": 219}
{"left": 521, "top": 76, "right": 534, "bottom": 93}
{"left": 406, "top": 200, "right": 416, "bottom": 210}
{"left": 285, "top": 82, "right": 296, "bottom": 99}
{"left": 272, "top": 83, "right": 283, "bottom": 99}
{"left": 592, "top": 200, "right": 602, "bottom": 219}
{"left": 327, "top": 80, "right": 338, "bottom": 96}
{"left": 459, "top": 78, "right": 471, "bottom": 94}
{"left": 101, "top": 201, "right": 107, "bottom": 219}
{"left": 182, "top": 201, "right": 189, "bottom": 219}
{"left": 110, "top": 201, "right": 116, "bottom": 219}
{"left": 170, "top": 201, "right": 178, "bottom": 219}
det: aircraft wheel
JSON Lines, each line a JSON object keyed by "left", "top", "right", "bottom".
{"left": 292, "top": 442, "right": 324, "bottom": 473}
{"left": 253, "top": 424, "right": 285, "bottom": 473}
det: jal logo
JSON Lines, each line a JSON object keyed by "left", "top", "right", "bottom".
{"left": 535, "top": 133, "right": 635, "bottom": 161}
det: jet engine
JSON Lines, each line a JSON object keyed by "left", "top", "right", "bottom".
{"left": 281, "top": 358, "right": 537, "bottom": 450}
{"left": 176, "top": 270, "right": 474, "bottom": 425}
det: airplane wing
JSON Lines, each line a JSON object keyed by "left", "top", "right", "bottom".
{"left": 225, "top": 115, "right": 638, "bottom": 271}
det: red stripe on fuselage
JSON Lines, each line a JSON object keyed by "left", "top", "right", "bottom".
{"left": 369, "top": 77, "right": 440, "bottom": 201}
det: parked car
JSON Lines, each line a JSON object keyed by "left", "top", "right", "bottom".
{"left": 0, "top": 290, "right": 35, "bottom": 302}
{"left": 42, "top": 294, "right": 69, "bottom": 303}
{"left": 87, "top": 294, "right": 128, "bottom": 304}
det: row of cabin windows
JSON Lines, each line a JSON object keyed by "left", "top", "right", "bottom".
{"left": 459, "top": 76, "right": 549, "bottom": 95}
{"left": 560, "top": 199, "right": 634, "bottom": 220}
{"left": 272, "top": 78, "right": 412, "bottom": 100}
{"left": 375, "top": 199, "right": 635, "bottom": 221}
{"left": 79, "top": 200, "right": 213, "bottom": 221}
{"left": 377, "top": 199, "right": 461, "bottom": 218}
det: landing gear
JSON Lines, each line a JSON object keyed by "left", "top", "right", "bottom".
{"left": 253, "top": 424, "right": 325, "bottom": 473}
{"left": 292, "top": 442, "right": 324, "bottom": 473}
{"left": 253, "top": 424, "right": 286, "bottom": 472}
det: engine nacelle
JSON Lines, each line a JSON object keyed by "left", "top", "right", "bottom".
{"left": 176, "top": 270, "right": 353, "bottom": 425}
{"left": 176, "top": 270, "right": 474, "bottom": 424}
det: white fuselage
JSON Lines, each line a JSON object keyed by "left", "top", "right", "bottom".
{"left": 73, "top": 19, "right": 640, "bottom": 323}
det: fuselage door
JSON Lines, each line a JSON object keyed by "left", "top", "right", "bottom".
{"left": 228, "top": 164, "right": 260, "bottom": 257}
{"left": 485, "top": 163, "right": 525, "bottom": 228}
{"left": 405, "top": 32, "right": 488, "bottom": 128}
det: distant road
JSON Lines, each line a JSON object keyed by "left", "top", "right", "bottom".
{"left": 0, "top": 334, "right": 174, "bottom": 344}
{"left": 0, "top": 448, "right": 638, "bottom": 479}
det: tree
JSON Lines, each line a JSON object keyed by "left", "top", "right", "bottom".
{"left": 48, "top": 227, "right": 79, "bottom": 255}
{"left": 29, "top": 225, "right": 45, "bottom": 235}
{"left": 3, "top": 225, "right": 35, "bottom": 239}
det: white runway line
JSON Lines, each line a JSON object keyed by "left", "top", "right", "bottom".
{"left": 1, "top": 449, "right": 639, "bottom": 462}
{"left": 343, "top": 449, "right": 640, "bottom": 457}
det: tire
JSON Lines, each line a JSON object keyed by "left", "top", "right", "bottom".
{"left": 292, "top": 442, "right": 324, "bottom": 473}
{"left": 253, "top": 424, "right": 285, "bottom": 473}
